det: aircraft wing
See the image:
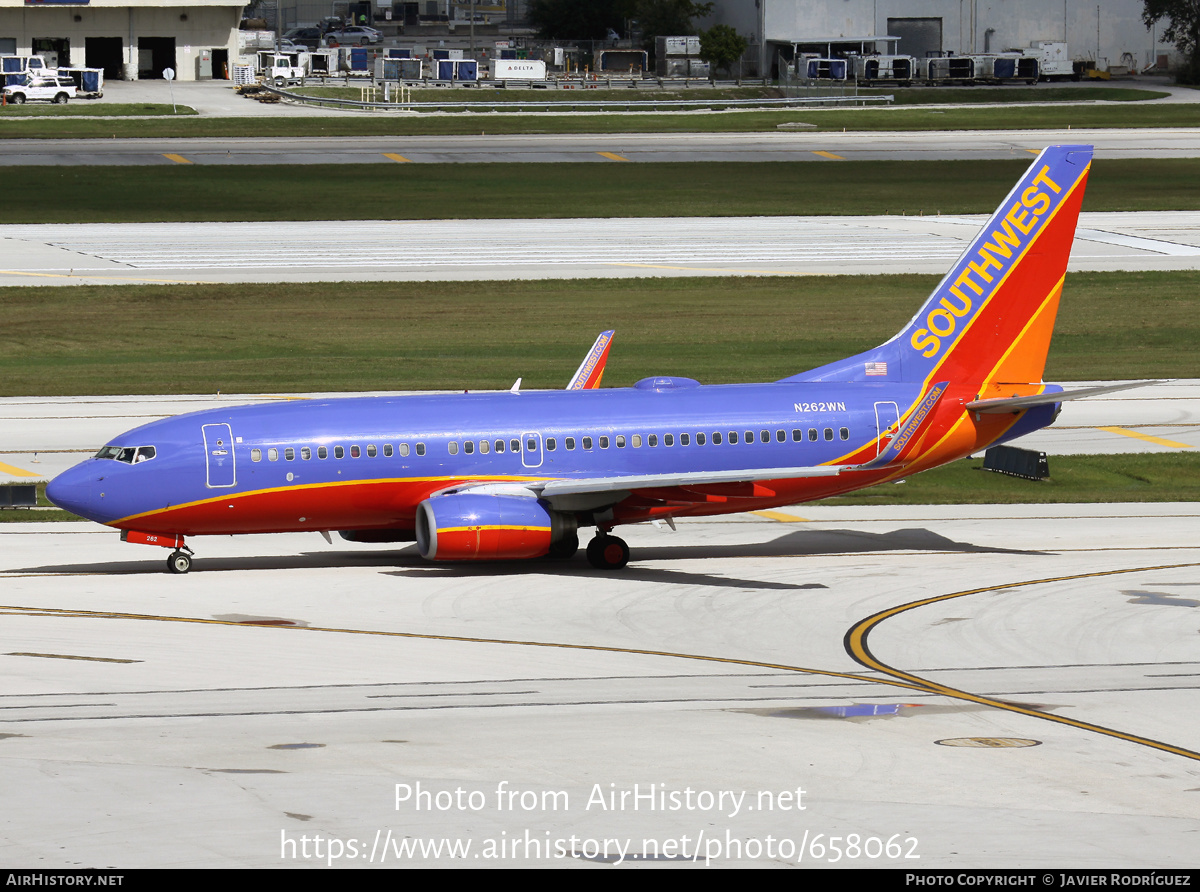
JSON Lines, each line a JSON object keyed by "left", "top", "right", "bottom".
{"left": 965, "top": 381, "right": 1161, "bottom": 414}
{"left": 530, "top": 464, "right": 848, "bottom": 498}
{"left": 565, "top": 330, "right": 615, "bottom": 390}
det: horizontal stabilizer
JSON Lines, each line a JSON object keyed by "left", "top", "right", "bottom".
{"left": 965, "top": 381, "right": 1160, "bottom": 414}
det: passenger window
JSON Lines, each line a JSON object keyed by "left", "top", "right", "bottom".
{"left": 824, "top": 428, "right": 834, "bottom": 440}
{"left": 713, "top": 431, "right": 722, "bottom": 444}
{"left": 416, "top": 443, "right": 426, "bottom": 456}
{"left": 696, "top": 433, "right": 705, "bottom": 445}
{"left": 616, "top": 435, "right": 625, "bottom": 448}
{"left": 665, "top": 434, "right": 674, "bottom": 447}
{"left": 728, "top": 431, "right": 738, "bottom": 444}
{"left": 583, "top": 436, "right": 593, "bottom": 450}
{"left": 480, "top": 440, "right": 491, "bottom": 454}
{"left": 495, "top": 439, "right": 505, "bottom": 453}
{"left": 399, "top": 443, "right": 409, "bottom": 457}
{"left": 526, "top": 437, "right": 537, "bottom": 452}
{"left": 510, "top": 439, "right": 520, "bottom": 452}
{"left": 792, "top": 429, "right": 802, "bottom": 442}
{"left": 335, "top": 446, "right": 345, "bottom": 459}
{"left": 301, "top": 447, "right": 311, "bottom": 460}
{"left": 599, "top": 436, "right": 609, "bottom": 449}
{"left": 565, "top": 437, "right": 575, "bottom": 450}
{"left": 318, "top": 446, "right": 328, "bottom": 459}
{"left": 544, "top": 438, "right": 554, "bottom": 451}
{"left": 350, "top": 445, "right": 361, "bottom": 458}
{"left": 776, "top": 429, "right": 786, "bottom": 442}
{"left": 268, "top": 448, "right": 279, "bottom": 461}
{"left": 464, "top": 441, "right": 474, "bottom": 454}
{"left": 383, "top": 444, "right": 393, "bottom": 457}
{"left": 745, "top": 431, "right": 754, "bottom": 443}
{"left": 808, "top": 429, "right": 818, "bottom": 441}
{"left": 367, "top": 444, "right": 377, "bottom": 458}
{"left": 648, "top": 434, "right": 658, "bottom": 447}
{"left": 632, "top": 435, "right": 641, "bottom": 447}
{"left": 679, "top": 433, "right": 690, "bottom": 446}
{"left": 449, "top": 442, "right": 459, "bottom": 455}
{"left": 840, "top": 427, "right": 849, "bottom": 440}
{"left": 252, "top": 448, "right": 262, "bottom": 462}
{"left": 760, "top": 430, "right": 769, "bottom": 443}
{"left": 285, "top": 447, "right": 295, "bottom": 461}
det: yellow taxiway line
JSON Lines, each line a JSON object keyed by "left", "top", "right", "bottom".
{"left": 1098, "top": 426, "right": 1192, "bottom": 448}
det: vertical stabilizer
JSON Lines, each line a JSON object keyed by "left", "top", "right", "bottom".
{"left": 784, "top": 145, "right": 1092, "bottom": 388}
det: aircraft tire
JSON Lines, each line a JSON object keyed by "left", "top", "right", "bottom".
{"left": 167, "top": 551, "right": 192, "bottom": 574}
{"left": 586, "top": 534, "right": 629, "bottom": 570}
{"left": 546, "top": 529, "right": 579, "bottom": 559}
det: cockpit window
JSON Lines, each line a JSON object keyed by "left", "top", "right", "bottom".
{"left": 94, "top": 445, "right": 156, "bottom": 464}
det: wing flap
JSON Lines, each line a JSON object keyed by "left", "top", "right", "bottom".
{"left": 531, "top": 464, "right": 847, "bottom": 498}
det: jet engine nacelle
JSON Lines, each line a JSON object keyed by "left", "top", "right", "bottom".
{"left": 415, "top": 492, "right": 573, "bottom": 561}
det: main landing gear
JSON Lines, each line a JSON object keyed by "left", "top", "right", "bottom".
{"left": 586, "top": 532, "right": 629, "bottom": 570}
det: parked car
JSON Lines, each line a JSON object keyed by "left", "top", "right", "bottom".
{"left": 283, "top": 27, "right": 323, "bottom": 49}
{"left": 4, "top": 76, "right": 77, "bottom": 104}
{"left": 325, "top": 26, "right": 382, "bottom": 46}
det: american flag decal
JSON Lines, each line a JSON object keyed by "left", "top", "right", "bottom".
{"left": 865, "top": 361, "right": 888, "bottom": 376}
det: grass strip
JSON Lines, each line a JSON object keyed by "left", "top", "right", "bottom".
{"left": 0, "top": 103, "right": 196, "bottom": 117}
{"left": 3, "top": 158, "right": 1200, "bottom": 223}
{"left": 0, "top": 483, "right": 83, "bottom": 522}
{"left": 0, "top": 271, "right": 1195, "bottom": 397}
{"left": 0, "top": 98, "right": 1197, "bottom": 139}
{"left": 816, "top": 453, "right": 1200, "bottom": 505}
{"left": 295, "top": 84, "right": 1168, "bottom": 106}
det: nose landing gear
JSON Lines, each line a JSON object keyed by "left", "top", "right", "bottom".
{"left": 120, "top": 530, "right": 194, "bottom": 573}
{"left": 167, "top": 549, "right": 193, "bottom": 574}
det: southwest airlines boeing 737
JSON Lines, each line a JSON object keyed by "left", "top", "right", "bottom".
{"left": 48, "top": 145, "right": 1138, "bottom": 574}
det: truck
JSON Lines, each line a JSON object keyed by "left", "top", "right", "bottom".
{"left": 256, "top": 51, "right": 308, "bottom": 86}
{"left": 3, "top": 75, "right": 77, "bottom": 104}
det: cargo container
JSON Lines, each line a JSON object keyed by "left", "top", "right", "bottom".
{"left": 56, "top": 66, "right": 104, "bottom": 98}
{"left": 493, "top": 59, "right": 546, "bottom": 80}
{"left": 806, "top": 58, "right": 847, "bottom": 80}
{"left": 1026, "top": 41, "right": 1075, "bottom": 80}
{"left": 596, "top": 49, "right": 647, "bottom": 72}
{"left": 850, "top": 54, "right": 915, "bottom": 85}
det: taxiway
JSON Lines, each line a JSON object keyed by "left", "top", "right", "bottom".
{"left": 1, "top": 504, "right": 1197, "bottom": 866}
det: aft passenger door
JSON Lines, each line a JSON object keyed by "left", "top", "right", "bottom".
{"left": 202, "top": 423, "right": 236, "bottom": 488}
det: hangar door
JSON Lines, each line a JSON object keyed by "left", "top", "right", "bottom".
{"left": 86, "top": 37, "right": 124, "bottom": 80}
{"left": 888, "top": 17, "right": 942, "bottom": 59}
{"left": 138, "top": 37, "right": 176, "bottom": 79}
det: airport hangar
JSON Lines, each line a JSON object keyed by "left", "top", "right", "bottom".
{"left": 0, "top": 0, "right": 244, "bottom": 81}
{"left": 700, "top": 0, "right": 1174, "bottom": 77}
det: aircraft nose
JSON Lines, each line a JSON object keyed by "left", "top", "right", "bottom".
{"left": 46, "top": 464, "right": 102, "bottom": 521}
